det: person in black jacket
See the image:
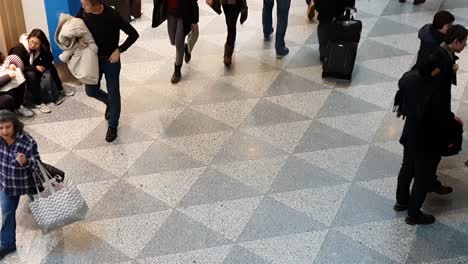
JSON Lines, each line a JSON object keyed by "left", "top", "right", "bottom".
{"left": 395, "top": 25, "right": 467, "bottom": 226}
{"left": 414, "top": 11, "right": 454, "bottom": 67}
{"left": 9, "top": 29, "right": 72, "bottom": 114}
{"left": 78, "top": 0, "right": 139, "bottom": 143}
{"left": 314, "top": 0, "right": 355, "bottom": 62}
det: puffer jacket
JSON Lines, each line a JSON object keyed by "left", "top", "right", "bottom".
{"left": 55, "top": 13, "right": 99, "bottom": 85}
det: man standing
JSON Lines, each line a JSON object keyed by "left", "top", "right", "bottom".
{"left": 77, "top": 0, "right": 139, "bottom": 142}
{"left": 395, "top": 25, "right": 467, "bottom": 225}
{"left": 415, "top": 11, "right": 455, "bottom": 67}
{"left": 314, "top": 0, "right": 355, "bottom": 62}
{"left": 262, "top": 0, "right": 291, "bottom": 59}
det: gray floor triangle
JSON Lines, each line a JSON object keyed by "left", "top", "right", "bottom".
{"left": 223, "top": 245, "right": 270, "bottom": 264}
{"left": 190, "top": 80, "right": 256, "bottom": 105}
{"left": 268, "top": 156, "right": 348, "bottom": 194}
{"left": 294, "top": 121, "right": 368, "bottom": 153}
{"left": 163, "top": 108, "right": 233, "bottom": 137}
{"left": 357, "top": 39, "right": 411, "bottom": 62}
{"left": 316, "top": 91, "right": 383, "bottom": 118}
{"left": 286, "top": 45, "right": 322, "bottom": 68}
{"left": 367, "top": 17, "right": 418, "bottom": 37}
{"left": 177, "top": 168, "right": 261, "bottom": 207}
{"left": 332, "top": 184, "right": 398, "bottom": 227}
{"left": 314, "top": 230, "right": 395, "bottom": 264}
{"left": 241, "top": 98, "right": 311, "bottom": 127}
{"left": 24, "top": 129, "right": 66, "bottom": 153}
{"left": 237, "top": 197, "right": 325, "bottom": 242}
{"left": 345, "top": 65, "right": 397, "bottom": 86}
{"left": 87, "top": 181, "right": 170, "bottom": 221}
{"left": 138, "top": 210, "right": 232, "bottom": 258}
{"left": 354, "top": 146, "right": 402, "bottom": 182}
{"left": 211, "top": 131, "right": 288, "bottom": 164}
{"left": 264, "top": 70, "right": 323, "bottom": 96}
{"left": 407, "top": 223, "right": 468, "bottom": 263}
{"left": 56, "top": 152, "right": 117, "bottom": 184}
{"left": 127, "top": 141, "right": 205, "bottom": 176}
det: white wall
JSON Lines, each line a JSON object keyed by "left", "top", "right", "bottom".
{"left": 21, "top": 0, "right": 49, "bottom": 36}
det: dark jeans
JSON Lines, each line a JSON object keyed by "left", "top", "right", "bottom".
{"left": 222, "top": 4, "right": 242, "bottom": 47}
{"left": 24, "top": 65, "right": 63, "bottom": 105}
{"left": 0, "top": 192, "right": 20, "bottom": 249}
{"left": 0, "top": 83, "right": 25, "bottom": 111}
{"left": 396, "top": 149, "right": 440, "bottom": 217}
{"left": 263, "top": 0, "right": 291, "bottom": 53}
{"left": 317, "top": 21, "right": 332, "bottom": 60}
{"left": 85, "top": 58, "right": 121, "bottom": 128}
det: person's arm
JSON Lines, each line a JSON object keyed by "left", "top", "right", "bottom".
{"left": 118, "top": 15, "right": 139, "bottom": 53}
{"left": 0, "top": 74, "right": 12, "bottom": 87}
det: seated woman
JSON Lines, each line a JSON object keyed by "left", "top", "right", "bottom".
{"left": 0, "top": 110, "right": 41, "bottom": 260}
{"left": 0, "top": 53, "right": 33, "bottom": 117}
{"left": 9, "top": 29, "right": 75, "bottom": 114}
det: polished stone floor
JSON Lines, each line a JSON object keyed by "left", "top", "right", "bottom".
{"left": 3, "top": 0, "right": 468, "bottom": 263}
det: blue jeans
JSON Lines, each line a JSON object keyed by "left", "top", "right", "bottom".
{"left": 85, "top": 58, "right": 121, "bottom": 128}
{"left": 0, "top": 192, "right": 20, "bottom": 249}
{"left": 262, "top": 0, "right": 291, "bottom": 53}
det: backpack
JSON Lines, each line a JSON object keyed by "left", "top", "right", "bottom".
{"left": 39, "top": 70, "right": 61, "bottom": 103}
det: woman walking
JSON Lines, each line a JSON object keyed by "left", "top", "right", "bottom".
{"left": 0, "top": 110, "right": 41, "bottom": 260}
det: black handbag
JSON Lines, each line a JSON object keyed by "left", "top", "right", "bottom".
{"left": 152, "top": 0, "right": 167, "bottom": 28}
{"left": 39, "top": 70, "right": 60, "bottom": 103}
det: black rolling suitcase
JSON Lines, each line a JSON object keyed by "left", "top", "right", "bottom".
{"left": 322, "top": 7, "right": 361, "bottom": 80}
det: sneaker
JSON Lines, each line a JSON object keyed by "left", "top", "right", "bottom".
{"left": 0, "top": 247, "right": 17, "bottom": 260}
{"left": 393, "top": 203, "right": 408, "bottom": 212}
{"left": 36, "top": 103, "right": 51, "bottom": 114}
{"left": 106, "top": 127, "right": 118, "bottom": 142}
{"left": 61, "top": 87, "right": 75, "bottom": 97}
{"left": 276, "top": 47, "right": 290, "bottom": 59}
{"left": 405, "top": 213, "right": 435, "bottom": 225}
{"left": 54, "top": 97, "right": 65, "bottom": 106}
{"left": 16, "top": 105, "right": 34, "bottom": 117}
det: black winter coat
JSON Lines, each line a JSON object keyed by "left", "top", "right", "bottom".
{"left": 415, "top": 24, "right": 445, "bottom": 67}
{"left": 315, "top": 0, "right": 356, "bottom": 22}
{"left": 9, "top": 44, "right": 54, "bottom": 73}
{"left": 152, "top": 0, "right": 199, "bottom": 36}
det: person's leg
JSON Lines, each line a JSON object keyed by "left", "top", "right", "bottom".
{"left": 223, "top": 4, "right": 241, "bottom": 48}
{"left": 317, "top": 21, "right": 331, "bottom": 61}
{"left": 85, "top": 59, "right": 108, "bottom": 106}
{"left": 130, "top": 0, "right": 142, "bottom": 18}
{"left": 167, "top": 15, "right": 177, "bottom": 46}
{"left": 262, "top": 0, "right": 274, "bottom": 39}
{"left": 406, "top": 156, "right": 439, "bottom": 222}
{"left": 0, "top": 192, "right": 20, "bottom": 250}
{"left": 275, "top": 0, "right": 291, "bottom": 54}
{"left": 171, "top": 18, "right": 185, "bottom": 84}
{"left": 24, "top": 71, "right": 43, "bottom": 106}
{"left": 395, "top": 148, "right": 413, "bottom": 209}
{"left": 103, "top": 61, "right": 121, "bottom": 129}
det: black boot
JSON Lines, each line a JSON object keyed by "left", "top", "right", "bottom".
{"left": 184, "top": 44, "right": 192, "bottom": 63}
{"left": 405, "top": 213, "right": 435, "bottom": 225}
{"left": 224, "top": 44, "right": 234, "bottom": 66}
{"left": 0, "top": 247, "right": 16, "bottom": 260}
{"left": 171, "top": 64, "right": 182, "bottom": 84}
{"left": 106, "top": 127, "right": 118, "bottom": 143}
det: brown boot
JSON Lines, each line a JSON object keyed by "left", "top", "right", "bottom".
{"left": 224, "top": 44, "right": 234, "bottom": 66}
{"left": 171, "top": 64, "right": 182, "bottom": 84}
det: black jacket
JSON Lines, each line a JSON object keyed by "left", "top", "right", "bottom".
{"left": 152, "top": 0, "right": 199, "bottom": 35}
{"left": 315, "top": 0, "right": 356, "bottom": 22}
{"left": 9, "top": 44, "right": 54, "bottom": 73}
{"left": 415, "top": 24, "right": 445, "bottom": 67}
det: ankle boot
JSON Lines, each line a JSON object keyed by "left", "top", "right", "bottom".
{"left": 224, "top": 44, "right": 234, "bottom": 66}
{"left": 171, "top": 64, "right": 182, "bottom": 84}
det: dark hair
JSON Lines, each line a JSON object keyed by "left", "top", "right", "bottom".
{"left": 432, "top": 11, "right": 455, "bottom": 30}
{"left": 445, "top": 24, "right": 468, "bottom": 44}
{"left": 0, "top": 52, "right": 4, "bottom": 64}
{"left": 28, "top": 29, "right": 51, "bottom": 52}
{"left": 0, "top": 110, "right": 24, "bottom": 135}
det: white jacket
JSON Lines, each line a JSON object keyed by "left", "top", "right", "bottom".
{"left": 55, "top": 13, "right": 99, "bottom": 85}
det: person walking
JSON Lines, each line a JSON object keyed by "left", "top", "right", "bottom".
{"left": 0, "top": 110, "right": 41, "bottom": 260}
{"left": 262, "top": 0, "right": 291, "bottom": 59}
{"left": 77, "top": 0, "right": 139, "bottom": 142}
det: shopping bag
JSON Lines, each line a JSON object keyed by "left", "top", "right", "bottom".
{"left": 0, "top": 65, "right": 25, "bottom": 93}
{"left": 30, "top": 161, "right": 88, "bottom": 232}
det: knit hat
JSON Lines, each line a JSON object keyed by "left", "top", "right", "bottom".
{"left": 6, "top": 55, "right": 24, "bottom": 71}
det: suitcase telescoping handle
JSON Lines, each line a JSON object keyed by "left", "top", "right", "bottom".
{"left": 342, "top": 6, "right": 357, "bottom": 20}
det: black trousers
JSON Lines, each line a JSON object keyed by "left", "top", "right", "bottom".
{"left": 317, "top": 21, "right": 332, "bottom": 60}
{"left": 0, "top": 83, "right": 26, "bottom": 111}
{"left": 396, "top": 148, "right": 440, "bottom": 217}
{"left": 223, "top": 4, "right": 242, "bottom": 47}
{"left": 24, "top": 65, "right": 63, "bottom": 105}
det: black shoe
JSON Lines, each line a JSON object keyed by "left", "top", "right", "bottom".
{"left": 184, "top": 44, "right": 191, "bottom": 63}
{"left": 405, "top": 213, "right": 435, "bottom": 225}
{"left": 264, "top": 28, "right": 274, "bottom": 41}
{"left": 0, "top": 247, "right": 16, "bottom": 260}
{"left": 431, "top": 184, "right": 453, "bottom": 195}
{"left": 106, "top": 127, "right": 118, "bottom": 143}
{"left": 171, "top": 64, "right": 182, "bottom": 84}
{"left": 393, "top": 203, "right": 408, "bottom": 212}
{"left": 276, "top": 47, "right": 290, "bottom": 59}
{"left": 105, "top": 105, "right": 110, "bottom": 120}
{"left": 413, "top": 0, "right": 425, "bottom": 5}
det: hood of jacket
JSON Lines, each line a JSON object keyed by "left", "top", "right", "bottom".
{"left": 418, "top": 24, "right": 445, "bottom": 45}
